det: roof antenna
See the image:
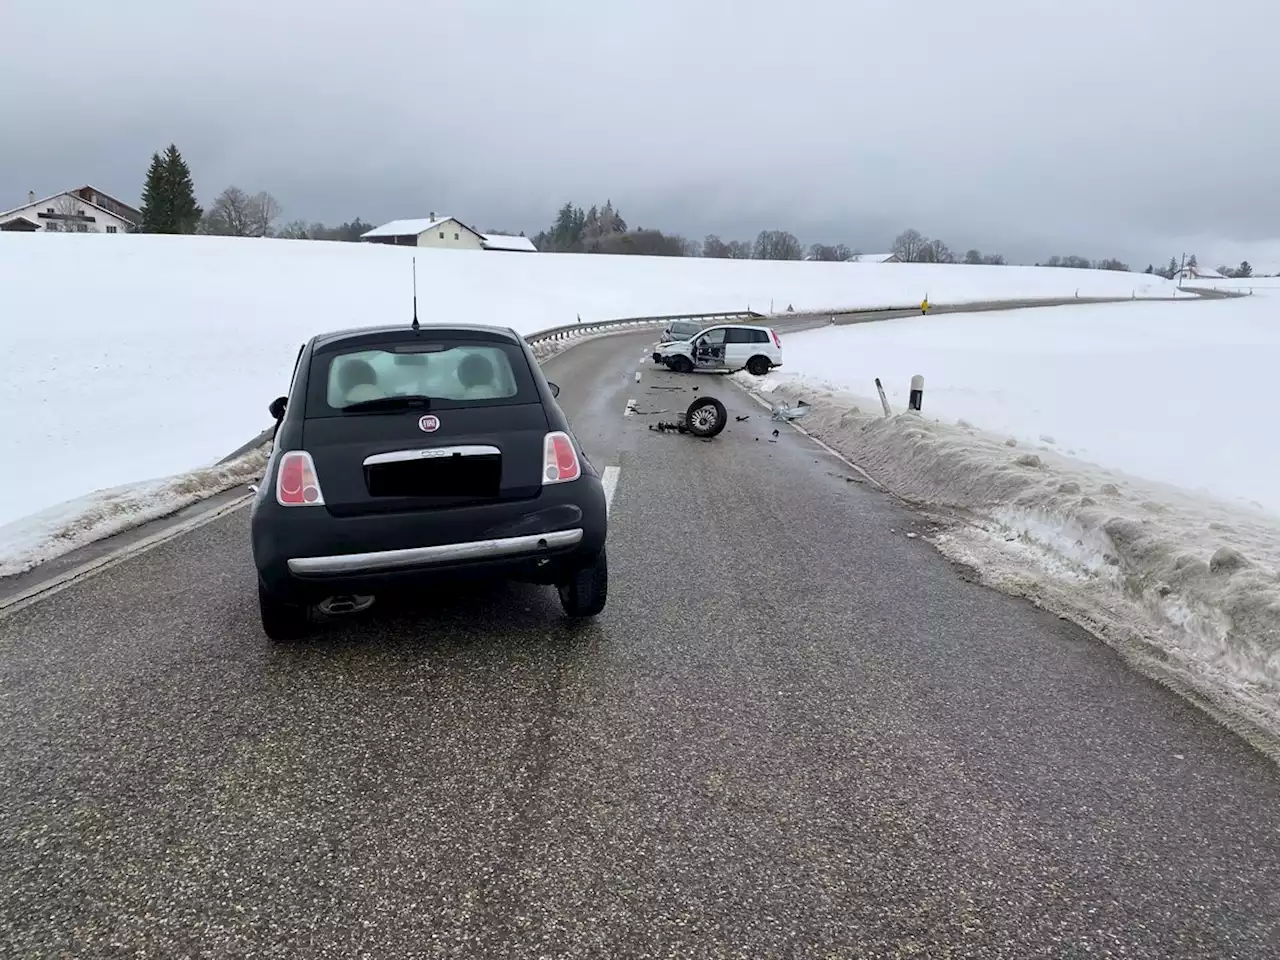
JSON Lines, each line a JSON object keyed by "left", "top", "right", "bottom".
{"left": 411, "top": 256, "right": 419, "bottom": 331}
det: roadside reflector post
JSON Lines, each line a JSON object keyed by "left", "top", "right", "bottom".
{"left": 875, "top": 377, "right": 892, "bottom": 417}
{"left": 909, "top": 374, "right": 924, "bottom": 411}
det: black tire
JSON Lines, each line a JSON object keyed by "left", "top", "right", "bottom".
{"left": 558, "top": 549, "right": 608, "bottom": 618}
{"left": 258, "top": 580, "right": 311, "bottom": 642}
{"left": 746, "top": 355, "right": 772, "bottom": 376}
{"left": 670, "top": 355, "right": 694, "bottom": 374}
{"left": 652, "top": 352, "right": 662, "bottom": 363}
{"left": 685, "top": 397, "right": 727, "bottom": 438}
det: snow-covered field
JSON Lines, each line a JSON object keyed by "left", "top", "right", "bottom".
{"left": 0, "top": 232, "right": 1185, "bottom": 575}
{"left": 736, "top": 294, "right": 1280, "bottom": 750}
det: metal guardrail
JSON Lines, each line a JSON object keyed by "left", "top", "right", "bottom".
{"left": 523, "top": 310, "right": 765, "bottom": 345}
{"left": 519, "top": 291, "right": 1208, "bottom": 347}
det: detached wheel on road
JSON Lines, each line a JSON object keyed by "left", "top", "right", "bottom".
{"left": 258, "top": 580, "right": 312, "bottom": 642}
{"left": 746, "top": 355, "right": 772, "bottom": 376}
{"left": 559, "top": 549, "right": 608, "bottom": 618}
{"left": 685, "top": 397, "right": 728, "bottom": 438}
{"left": 670, "top": 355, "right": 694, "bottom": 374}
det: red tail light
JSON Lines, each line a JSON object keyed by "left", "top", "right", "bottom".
{"left": 771, "top": 328, "right": 782, "bottom": 348}
{"left": 542, "top": 431, "right": 581, "bottom": 484}
{"left": 276, "top": 450, "right": 325, "bottom": 506}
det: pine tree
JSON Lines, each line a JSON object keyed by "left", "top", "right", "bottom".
{"left": 164, "top": 144, "right": 202, "bottom": 233}
{"left": 139, "top": 143, "right": 202, "bottom": 233}
{"left": 1236, "top": 260, "right": 1253, "bottom": 278}
{"left": 1188, "top": 253, "right": 1198, "bottom": 268}
{"left": 1166, "top": 256, "right": 1178, "bottom": 279}
{"left": 139, "top": 151, "right": 168, "bottom": 233}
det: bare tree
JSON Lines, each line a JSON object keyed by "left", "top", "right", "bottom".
{"left": 247, "top": 191, "right": 282, "bottom": 237}
{"left": 891, "top": 228, "right": 929, "bottom": 262}
{"left": 200, "top": 186, "right": 254, "bottom": 236}
{"left": 276, "top": 220, "right": 313, "bottom": 240}
{"left": 47, "top": 194, "right": 91, "bottom": 232}
{"left": 807, "top": 243, "right": 855, "bottom": 262}
{"left": 963, "top": 248, "right": 983, "bottom": 265}
{"left": 920, "top": 239, "right": 955, "bottom": 264}
{"left": 726, "top": 240, "right": 754, "bottom": 259}
{"left": 754, "top": 229, "right": 803, "bottom": 260}
{"left": 982, "top": 253, "right": 1006, "bottom": 265}
{"left": 702, "top": 235, "right": 732, "bottom": 258}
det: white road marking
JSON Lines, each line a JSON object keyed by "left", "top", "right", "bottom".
{"left": 0, "top": 492, "right": 254, "bottom": 620}
{"left": 601, "top": 465, "right": 621, "bottom": 515}
{"left": 739, "top": 389, "right": 885, "bottom": 490}
{"left": 624, "top": 398, "right": 637, "bottom": 416}
{"left": 634, "top": 371, "right": 642, "bottom": 382}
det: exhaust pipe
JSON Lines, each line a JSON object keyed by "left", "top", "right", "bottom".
{"left": 317, "top": 594, "right": 375, "bottom": 616}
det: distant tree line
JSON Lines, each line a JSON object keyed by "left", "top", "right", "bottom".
{"left": 1034, "top": 254, "right": 1130, "bottom": 272}
{"left": 127, "top": 148, "right": 1272, "bottom": 275}
{"left": 529, "top": 204, "right": 1015, "bottom": 265}
{"left": 1138, "top": 254, "right": 1255, "bottom": 279}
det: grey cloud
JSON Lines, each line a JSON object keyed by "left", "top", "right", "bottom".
{"left": 2, "top": 0, "right": 1277, "bottom": 268}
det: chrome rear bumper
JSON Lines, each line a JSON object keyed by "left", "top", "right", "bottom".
{"left": 287, "top": 528, "right": 584, "bottom": 576}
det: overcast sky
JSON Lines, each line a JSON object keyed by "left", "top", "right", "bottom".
{"left": 4, "top": 0, "right": 1278, "bottom": 268}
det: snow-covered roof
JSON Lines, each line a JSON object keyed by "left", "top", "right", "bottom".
{"left": 845, "top": 252, "right": 898, "bottom": 263}
{"left": 1180, "top": 264, "right": 1224, "bottom": 279}
{"left": 482, "top": 233, "right": 537, "bottom": 252}
{"left": 361, "top": 217, "right": 453, "bottom": 238}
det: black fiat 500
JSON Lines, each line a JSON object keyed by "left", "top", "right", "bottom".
{"left": 250, "top": 323, "right": 608, "bottom": 641}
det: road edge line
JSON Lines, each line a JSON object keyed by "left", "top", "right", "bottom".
{"left": 0, "top": 493, "right": 253, "bottom": 620}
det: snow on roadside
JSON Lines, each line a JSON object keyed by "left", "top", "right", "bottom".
{"left": 0, "top": 444, "right": 269, "bottom": 578}
{"left": 733, "top": 298, "right": 1280, "bottom": 752}
{"left": 771, "top": 298, "right": 1280, "bottom": 514}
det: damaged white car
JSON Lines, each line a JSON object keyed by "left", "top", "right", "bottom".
{"left": 652, "top": 323, "right": 782, "bottom": 376}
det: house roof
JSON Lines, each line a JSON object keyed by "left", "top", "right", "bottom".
{"left": 845, "top": 252, "right": 898, "bottom": 262}
{"left": 361, "top": 216, "right": 487, "bottom": 240}
{"left": 1184, "top": 265, "right": 1224, "bottom": 278}
{"left": 0, "top": 189, "right": 138, "bottom": 226}
{"left": 481, "top": 233, "right": 537, "bottom": 252}
{"left": 74, "top": 185, "right": 142, "bottom": 221}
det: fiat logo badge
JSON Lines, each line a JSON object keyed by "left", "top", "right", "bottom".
{"left": 418, "top": 414, "right": 440, "bottom": 433}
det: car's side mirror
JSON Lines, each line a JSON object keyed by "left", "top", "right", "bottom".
{"left": 269, "top": 396, "right": 287, "bottom": 421}
{"left": 546, "top": 381, "right": 561, "bottom": 398}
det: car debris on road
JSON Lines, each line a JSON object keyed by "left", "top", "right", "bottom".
{"left": 770, "top": 400, "right": 810, "bottom": 422}
{"left": 647, "top": 396, "right": 729, "bottom": 439}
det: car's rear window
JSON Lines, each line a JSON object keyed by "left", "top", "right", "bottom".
{"left": 307, "top": 339, "right": 537, "bottom": 416}
{"left": 670, "top": 322, "right": 701, "bottom": 337}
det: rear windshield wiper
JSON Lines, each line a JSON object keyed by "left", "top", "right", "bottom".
{"left": 341, "top": 394, "right": 434, "bottom": 413}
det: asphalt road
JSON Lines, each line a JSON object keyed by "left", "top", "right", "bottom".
{"left": 2, "top": 331, "right": 1279, "bottom": 959}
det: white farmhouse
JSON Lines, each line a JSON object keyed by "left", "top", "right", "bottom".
{"left": 1175, "top": 263, "right": 1224, "bottom": 281}
{"left": 0, "top": 186, "right": 141, "bottom": 233}
{"left": 361, "top": 213, "right": 537, "bottom": 251}
{"left": 845, "top": 252, "right": 901, "bottom": 263}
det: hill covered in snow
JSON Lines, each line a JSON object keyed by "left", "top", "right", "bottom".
{"left": 0, "top": 232, "right": 1185, "bottom": 574}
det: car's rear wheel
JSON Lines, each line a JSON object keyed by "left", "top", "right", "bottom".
{"left": 258, "top": 580, "right": 312, "bottom": 642}
{"left": 670, "top": 355, "right": 694, "bottom": 374}
{"left": 558, "top": 549, "right": 608, "bottom": 618}
{"left": 685, "top": 397, "right": 728, "bottom": 438}
{"left": 746, "top": 355, "right": 772, "bottom": 376}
